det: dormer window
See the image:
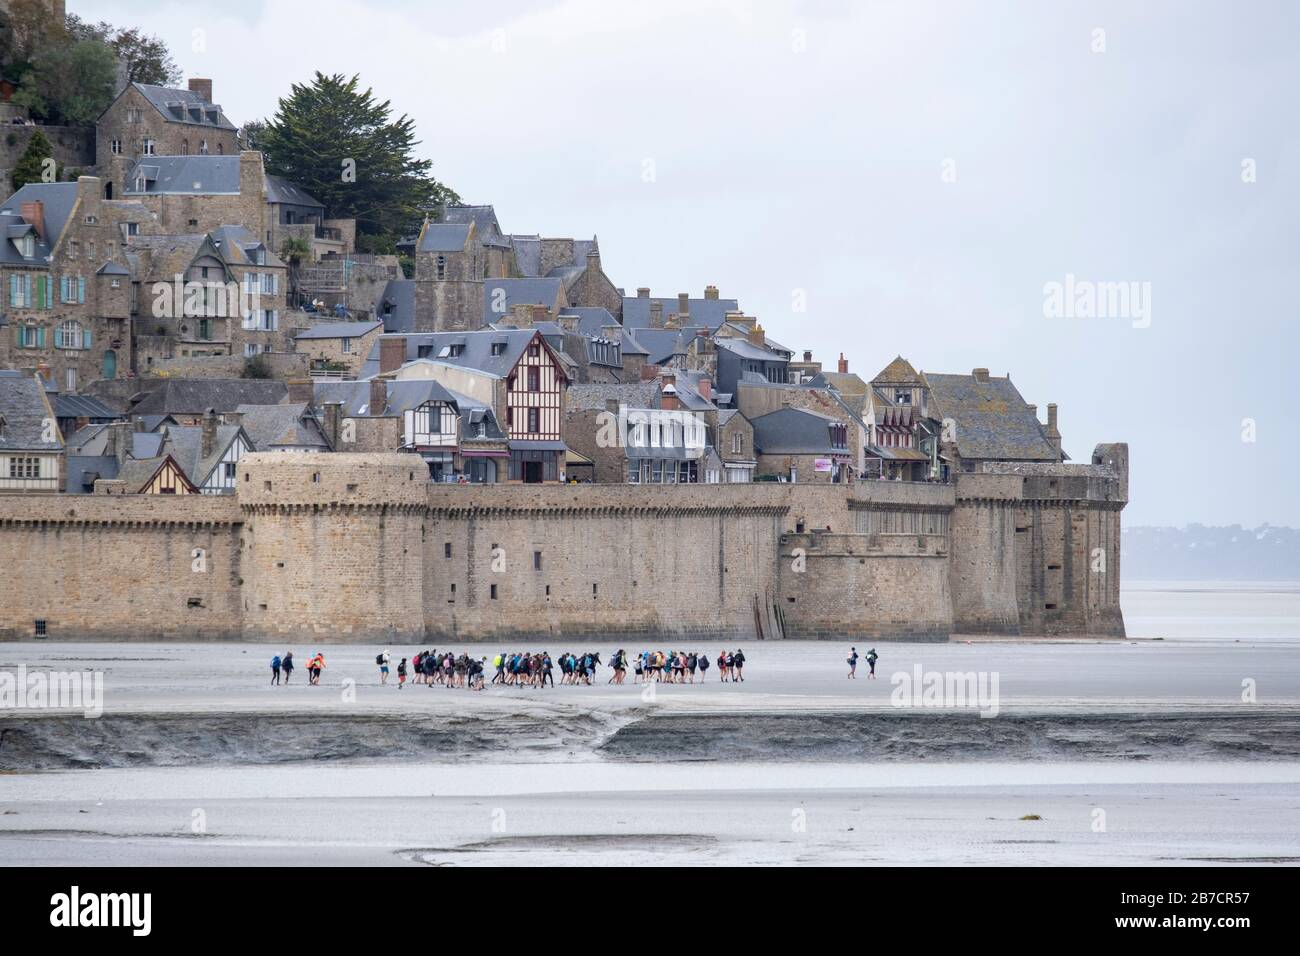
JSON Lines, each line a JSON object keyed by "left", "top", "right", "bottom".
{"left": 895, "top": 390, "right": 911, "bottom": 405}
{"left": 134, "top": 176, "right": 147, "bottom": 193}
{"left": 17, "top": 235, "right": 34, "bottom": 258}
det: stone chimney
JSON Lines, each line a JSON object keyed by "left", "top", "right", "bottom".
{"left": 369, "top": 379, "right": 387, "bottom": 416}
{"left": 585, "top": 248, "right": 601, "bottom": 274}
{"left": 972, "top": 367, "right": 990, "bottom": 383}
{"left": 238, "top": 150, "right": 263, "bottom": 205}
{"left": 748, "top": 323, "right": 765, "bottom": 347}
{"left": 105, "top": 421, "right": 133, "bottom": 465}
{"left": 803, "top": 350, "right": 813, "bottom": 363}
{"left": 201, "top": 408, "right": 217, "bottom": 460}
{"left": 1027, "top": 404, "right": 1037, "bottom": 420}
{"left": 636, "top": 287, "right": 650, "bottom": 299}
{"left": 379, "top": 336, "right": 406, "bottom": 375}
{"left": 19, "top": 201, "right": 45, "bottom": 240}
{"left": 288, "top": 378, "right": 314, "bottom": 405}
{"left": 676, "top": 292, "right": 690, "bottom": 322}
{"left": 838, "top": 353, "right": 848, "bottom": 374}
{"left": 704, "top": 285, "right": 719, "bottom": 301}
{"left": 188, "top": 77, "right": 214, "bottom": 103}
{"left": 1045, "top": 403, "right": 1061, "bottom": 455}
{"left": 698, "top": 376, "right": 712, "bottom": 402}
{"left": 649, "top": 301, "right": 664, "bottom": 328}
{"left": 322, "top": 401, "right": 342, "bottom": 448}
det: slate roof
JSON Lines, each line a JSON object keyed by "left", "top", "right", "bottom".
{"left": 567, "top": 382, "right": 661, "bottom": 412}
{"left": 557, "top": 307, "right": 618, "bottom": 337}
{"left": 358, "top": 329, "right": 560, "bottom": 383}
{"left": 64, "top": 455, "right": 119, "bottom": 494}
{"left": 130, "top": 82, "right": 237, "bottom": 130}
{"left": 209, "top": 224, "right": 284, "bottom": 267}
{"left": 622, "top": 295, "right": 739, "bottom": 331}
{"left": 0, "top": 370, "right": 61, "bottom": 451}
{"left": 377, "top": 279, "right": 416, "bottom": 333}
{"left": 439, "top": 205, "right": 510, "bottom": 247}
{"left": 163, "top": 423, "right": 245, "bottom": 487}
{"left": 750, "top": 407, "right": 845, "bottom": 456}
{"left": 125, "top": 155, "right": 240, "bottom": 195}
{"left": 0, "top": 182, "right": 77, "bottom": 261}
{"left": 54, "top": 393, "right": 121, "bottom": 422}
{"left": 716, "top": 336, "right": 788, "bottom": 363}
{"left": 921, "top": 371, "right": 1060, "bottom": 461}
{"left": 482, "top": 277, "right": 565, "bottom": 323}
{"left": 418, "top": 222, "right": 472, "bottom": 253}
{"left": 311, "top": 379, "right": 459, "bottom": 417}
{"left": 445, "top": 388, "right": 506, "bottom": 441}
{"left": 872, "top": 356, "right": 921, "bottom": 385}
{"left": 126, "top": 234, "right": 223, "bottom": 282}
{"left": 626, "top": 327, "right": 701, "bottom": 365}
{"left": 264, "top": 175, "right": 323, "bottom": 209}
{"left": 129, "top": 379, "right": 289, "bottom": 417}
{"left": 294, "top": 320, "right": 383, "bottom": 340}
{"left": 235, "top": 403, "right": 329, "bottom": 450}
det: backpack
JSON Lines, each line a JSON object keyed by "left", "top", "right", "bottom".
{"left": 271, "top": 656, "right": 281, "bottom": 668}
{"left": 376, "top": 654, "right": 385, "bottom": 665}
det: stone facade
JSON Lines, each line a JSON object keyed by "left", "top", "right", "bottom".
{"left": 0, "top": 446, "right": 1127, "bottom": 642}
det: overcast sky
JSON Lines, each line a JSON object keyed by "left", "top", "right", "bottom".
{"left": 76, "top": 0, "right": 1300, "bottom": 528}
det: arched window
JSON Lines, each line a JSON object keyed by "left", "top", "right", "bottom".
{"left": 199, "top": 140, "right": 209, "bottom": 155}
{"left": 55, "top": 320, "right": 83, "bottom": 350}
{"left": 180, "top": 140, "right": 189, "bottom": 155}
{"left": 217, "top": 142, "right": 224, "bottom": 155}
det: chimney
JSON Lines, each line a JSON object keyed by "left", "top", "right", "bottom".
{"left": 322, "top": 401, "right": 342, "bottom": 448}
{"left": 188, "top": 77, "right": 213, "bottom": 103}
{"left": 676, "top": 292, "right": 690, "bottom": 322}
{"left": 530, "top": 303, "right": 549, "bottom": 325}
{"left": 660, "top": 375, "right": 679, "bottom": 411}
{"left": 698, "top": 376, "right": 712, "bottom": 402}
{"left": 105, "top": 421, "right": 133, "bottom": 465}
{"left": 704, "top": 285, "right": 719, "bottom": 301}
{"left": 379, "top": 336, "right": 406, "bottom": 375}
{"left": 369, "top": 379, "right": 387, "bottom": 416}
{"left": 636, "top": 287, "right": 650, "bottom": 299}
{"left": 288, "top": 378, "right": 314, "bottom": 405}
{"left": 640, "top": 364, "right": 660, "bottom": 382}
{"left": 585, "top": 248, "right": 601, "bottom": 274}
{"left": 238, "top": 150, "right": 264, "bottom": 204}
{"left": 201, "top": 408, "right": 217, "bottom": 460}
{"left": 19, "top": 200, "right": 45, "bottom": 240}
{"left": 1027, "top": 404, "right": 1037, "bottom": 420}
{"left": 803, "top": 350, "right": 813, "bottom": 363}
{"left": 649, "top": 301, "right": 664, "bottom": 328}
{"left": 1045, "top": 403, "right": 1061, "bottom": 456}
{"left": 972, "top": 367, "right": 990, "bottom": 383}
{"left": 837, "top": 353, "right": 848, "bottom": 374}
{"left": 748, "top": 323, "right": 765, "bottom": 347}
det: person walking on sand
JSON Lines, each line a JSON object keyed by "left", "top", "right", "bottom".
{"left": 397, "top": 657, "right": 407, "bottom": 689}
{"left": 282, "top": 651, "right": 294, "bottom": 684}
{"left": 698, "top": 651, "right": 710, "bottom": 682}
{"left": 733, "top": 648, "right": 746, "bottom": 682}
{"left": 378, "top": 649, "right": 391, "bottom": 685}
{"left": 847, "top": 646, "right": 858, "bottom": 679}
{"left": 270, "top": 654, "right": 282, "bottom": 685}
{"left": 866, "top": 648, "right": 878, "bottom": 679}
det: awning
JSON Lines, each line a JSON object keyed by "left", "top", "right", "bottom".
{"left": 461, "top": 447, "right": 511, "bottom": 458}
{"left": 566, "top": 448, "right": 594, "bottom": 465}
{"left": 508, "top": 440, "right": 567, "bottom": 452}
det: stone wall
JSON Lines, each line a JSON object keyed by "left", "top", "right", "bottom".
{"left": 0, "top": 125, "right": 95, "bottom": 188}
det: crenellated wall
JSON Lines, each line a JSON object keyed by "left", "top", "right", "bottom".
{"left": 0, "top": 446, "right": 1127, "bottom": 642}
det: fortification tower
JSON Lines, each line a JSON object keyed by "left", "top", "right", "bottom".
{"left": 237, "top": 453, "right": 428, "bottom": 642}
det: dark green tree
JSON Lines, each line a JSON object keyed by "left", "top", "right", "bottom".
{"left": 12, "top": 38, "right": 117, "bottom": 125}
{"left": 10, "top": 129, "right": 54, "bottom": 191}
{"left": 258, "top": 73, "right": 459, "bottom": 254}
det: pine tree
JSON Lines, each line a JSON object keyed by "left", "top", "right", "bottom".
{"left": 259, "top": 73, "right": 459, "bottom": 254}
{"left": 10, "top": 130, "right": 55, "bottom": 192}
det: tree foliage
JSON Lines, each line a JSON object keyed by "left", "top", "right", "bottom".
{"left": 258, "top": 73, "right": 459, "bottom": 254}
{"left": 10, "top": 129, "right": 54, "bottom": 191}
{"left": 11, "top": 39, "right": 117, "bottom": 125}
{"left": 66, "top": 17, "right": 181, "bottom": 87}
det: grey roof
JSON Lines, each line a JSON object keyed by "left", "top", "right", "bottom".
{"left": 557, "top": 307, "right": 618, "bottom": 337}
{"left": 129, "top": 379, "right": 289, "bottom": 417}
{"left": 359, "top": 329, "right": 548, "bottom": 381}
{"left": 622, "top": 295, "right": 739, "bottom": 331}
{"left": 0, "top": 370, "right": 61, "bottom": 451}
{"left": 445, "top": 388, "right": 506, "bottom": 441}
{"left": 131, "top": 431, "right": 165, "bottom": 458}
{"left": 378, "top": 279, "right": 416, "bottom": 333}
{"left": 418, "top": 222, "right": 472, "bottom": 253}
{"left": 96, "top": 260, "right": 130, "bottom": 276}
{"left": 235, "top": 403, "right": 329, "bottom": 450}
{"left": 312, "top": 379, "right": 459, "bottom": 418}
{"left": 130, "top": 82, "right": 237, "bottom": 130}
{"left": 65, "top": 422, "right": 109, "bottom": 454}
{"left": 482, "top": 277, "right": 564, "bottom": 323}
{"left": 922, "top": 372, "right": 1060, "bottom": 461}
{"left": 163, "top": 423, "right": 245, "bottom": 487}
{"left": 507, "top": 236, "right": 600, "bottom": 280}
{"left": 627, "top": 327, "right": 701, "bottom": 365}
{"left": 751, "top": 407, "right": 845, "bottom": 456}
{"left": 65, "top": 455, "right": 119, "bottom": 494}
{"left": 115, "top": 455, "right": 181, "bottom": 493}
{"left": 294, "top": 320, "right": 383, "bottom": 340}
{"left": 54, "top": 393, "right": 121, "bottom": 421}
{"left": 716, "top": 336, "right": 788, "bottom": 363}
{"left": 125, "top": 155, "right": 240, "bottom": 195}
{"left": 0, "top": 182, "right": 77, "bottom": 261}
{"left": 264, "top": 174, "right": 323, "bottom": 209}
{"left": 567, "top": 382, "right": 661, "bottom": 412}
{"left": 439, "top": 205, "right": 510, "bottom": 247}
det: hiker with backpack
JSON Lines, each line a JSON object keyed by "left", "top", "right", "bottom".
{"left": 282, "top": 651, "right": 294, "bottom": 684}
{"left": 377, "top": 649, "right": 391, "bottom": 685}
{"left": 396, "top": 657, "right": 407, "bottom": 689}
{"left": 270, "top": 654, "right": 282, "bottom": 685}
{"left": 866, "top": 648, "right": 878, "bottom": 679}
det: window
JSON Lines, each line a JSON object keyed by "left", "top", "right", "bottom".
{"left": 490, "top": 584, "right": 498, "bottom": 600}
{"left": 447, "top": 343, "right": 463, "bottom": 357}
{"left": 199, "top": 140, "right": 209, "bottom": 155}
{"left": 732, "top": 432, "right": 743, "bottom": 455}
{"left": 180, "top": 140, "right": 189, "bottom": 155}
{"left": 65, "top": 368, "right": 76, "bottom": 392}
{"left": 435, "top": 255, "right": 446, "bottom": 279}
{"left": 59, "top": 276, "right": 86, "bottom": 304}
{"left": 20, "top": 324, "right": 42, "bottom": 348}
{"left": 224, "top": 462, "right": 237, "bottom": 480}
{"left": 54, "top": 320, "right": 86, "bottom": 349}
{"left": 126, "top": 107, "right": 143, "bottom": 123}
{"left": 9, "top": 273, "right": 33, "bottom": 307}
{"left": 527, "top": 407, "right": 539, "bottom": 433}
{"left": 342, "top": 338, "right": 352, "bottom": 354}
{"left": 895, "top": 390, "right": 911, "bottom": 405}
{"left": 8, "top": 457, "right": 40, "bottom": 479}
{"left": 110, "top": 139, "right": 122, "bottom": 154}
{"left": 142, "top": 139, "right": 156, "bottom": 156}
{"left": 528, "top": 344, "right": 540, "bottom": 358}
{"left": 491, "top": 342, "right": 506, "bottom": 356}
{"left": 527, "top": 367, "right": 540, "bottom": 392}
{"left": 444, "top": 542, "right": 452, "bottom": 558}
{"left": 533, "top": 551, "right": 542, "bottom": 571}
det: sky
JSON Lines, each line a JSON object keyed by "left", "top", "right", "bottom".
{"left": 74, "top": 0, "right": 1300, "bottom": 528}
